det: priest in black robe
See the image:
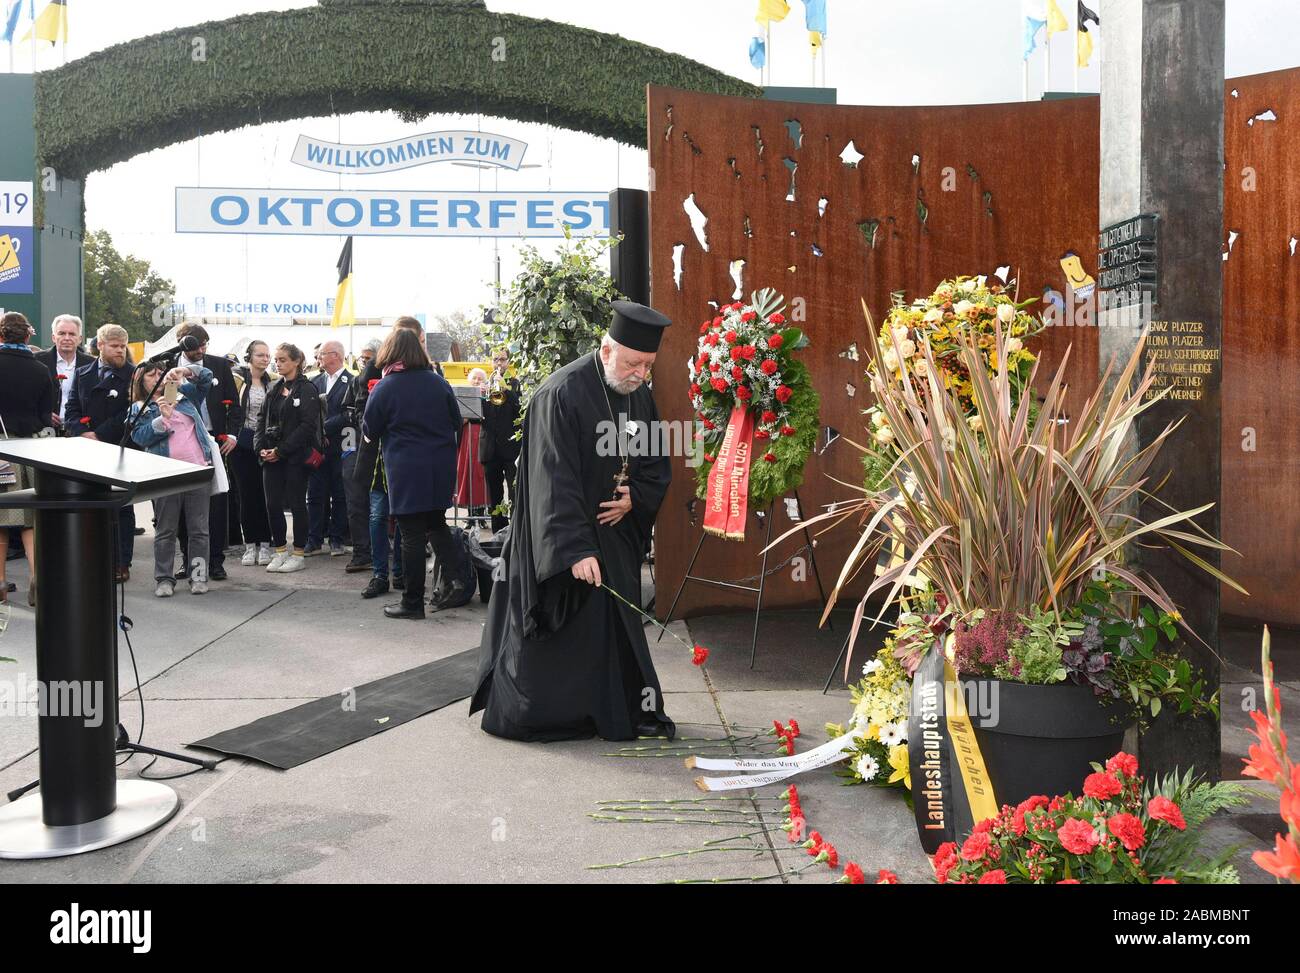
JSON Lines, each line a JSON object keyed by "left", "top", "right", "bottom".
{"left": 471, "top": 302, "right": 675, "bottom": 742}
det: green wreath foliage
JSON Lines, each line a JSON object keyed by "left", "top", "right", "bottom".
{"left": 35, "top": 0, "right": 760, "bottom": 178}
{"left": 694, "top": 358, "right": 820, "bottom": 511}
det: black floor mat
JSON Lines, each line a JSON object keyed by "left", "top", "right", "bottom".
{"left": 189, "top": 649, "right": 479, "bottom": 769}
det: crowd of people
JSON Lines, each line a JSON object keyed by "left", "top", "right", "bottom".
{"left": 0, "top": 310, "right": 522, "bottom": 620}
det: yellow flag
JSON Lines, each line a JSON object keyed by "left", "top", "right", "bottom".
{"left": 24, "top": 1, "right": 68, "bottom": 45}
{"left": 1046, "top": 0, "right": 1068, "bottom": 34}
{"left": 755, "top": 0, "right": 791, "bottom": 26}
{"left": 331, "top": 237, "right": 354, "bottom": 328}
{"left": 1077, "top": 28, "right": 1094, "bottom": 67}
{"left": 809, "top": 30, "right": 822, "bottom": 51}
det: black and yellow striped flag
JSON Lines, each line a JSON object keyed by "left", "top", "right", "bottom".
{"left": 331, "top": 236, "right": 354, "bottom": 328}
{"left": 25, "top": 0, "right": 67, "bottom": 44}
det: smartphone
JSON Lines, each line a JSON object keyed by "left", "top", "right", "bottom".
{"left": 164, "top": 381, "right": 178, "bottom": 405}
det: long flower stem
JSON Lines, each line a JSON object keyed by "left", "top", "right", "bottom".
{"left": 596, "top": 797, "right": 787, "bottom": 806}
{"left": 599, "top": 582, "right": 696, "bottom": 654}
{"left": 587, "top": 814, "right": 769, "bottom": 827}
{"left": 588, "top": 846, "right": 782, "bottom": 869}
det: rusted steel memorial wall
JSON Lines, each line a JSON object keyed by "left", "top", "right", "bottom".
{"left": 648, "top": 74, "right": 1299, "bottom": 625}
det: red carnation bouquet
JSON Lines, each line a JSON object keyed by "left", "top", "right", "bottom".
{"left": 934, "top": 750, "right": 1249, "bottom": 884}
{"left": 688, "top": 288, "right": 818, "bottom": 539}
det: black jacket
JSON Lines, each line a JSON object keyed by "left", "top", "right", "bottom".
{"left": 182, "top": 353, "right": 242, "bottom": 437}
{"left": 234, "top": 365, "right": 274, "bottom": 445}
{"left": 312, "top": 368, "right": 356, "bottom": 456}
{"left": 0, "top": 347, "right": 57, "bottom": 438}
{"left": 255, "top": 375, "right": 321, "bottom": 462}
{"left": 65, "top": 358, "right": 134, "bottom": 444}
{"left": 37, "top": 347, "right": 95, "bottom": 425}
{"left": 479, "top": 376, "right": 521, "bottom": 465}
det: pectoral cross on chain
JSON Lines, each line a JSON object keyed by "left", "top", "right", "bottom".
{"left": 612, "top": 461, "right": 630, "bottom": 497}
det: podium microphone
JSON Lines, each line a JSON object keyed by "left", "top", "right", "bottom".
{"left": 144, "top": 333, "right": 202, "bottom": 365}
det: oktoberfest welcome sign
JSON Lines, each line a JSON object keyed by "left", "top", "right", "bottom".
{"left": 175, "top": 188, "right": 610, "bottom": 239}
{"left": 291, "top": 131, "right": 528, "bottom": 174}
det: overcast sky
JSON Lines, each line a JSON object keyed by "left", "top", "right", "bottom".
{"left": 11, "top": 0, "right": 1300, "bottom": 323}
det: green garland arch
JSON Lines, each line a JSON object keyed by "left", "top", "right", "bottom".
{"left": 35, "top": 0, "right": 761, "bottom": 179}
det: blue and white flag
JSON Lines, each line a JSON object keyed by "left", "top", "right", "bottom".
{"left": 2, "top": 1, "right": 34, "bottom": 44}
{"left": 802, "top": 0, "right": 827, "bottom": 36}
{"left": 748, "top": 35, "right": 766, "bottom": 69}
{"left": 1023, "top": 13, "right": 1047, "bottom": 58}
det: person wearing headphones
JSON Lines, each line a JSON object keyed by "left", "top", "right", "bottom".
{"left": 231, "top": 340, "right": 275, "bottom": 566}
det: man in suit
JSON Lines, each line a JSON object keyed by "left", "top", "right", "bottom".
{"left": 307, "top": 339, "right": 352, "bottom": 557}
{"left": 65, "top": 323, "right": 137, "bottom": 581}
{"left": 36, "top": 313, "right": 95, "bottom": 432}
{"left": 480, "top": 347, "right": 521, "bottom": 534}
{"left": 174, "top": 322, "right": 242, "bottom": 581}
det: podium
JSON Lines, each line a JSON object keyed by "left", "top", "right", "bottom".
{"left": 0, "top": 437, "right": 212, "bottom": 859}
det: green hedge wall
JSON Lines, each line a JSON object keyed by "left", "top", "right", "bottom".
{"left": 35, "top": 0, "right": 760, "bottom": 178}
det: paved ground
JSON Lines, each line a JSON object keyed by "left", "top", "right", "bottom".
{"left": 0, "top": 505, "right": 1291, "bottom": 883}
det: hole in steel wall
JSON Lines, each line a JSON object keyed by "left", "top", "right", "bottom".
{"left": 743, "top": 215, "right": 753, "bottom": 239}
{"left": 839, "top": 342, "right": 860, "bottom": 361}
{"left": 728, "top": 157, "right": 741, "bottom": 179}
{"left": 911, "top": 153, "right": 921, "bottom": 174}
{"left": 785, "top": 119, "right": 804, "bottom": 149}
{"left": 1248, "top": 109, "right": 1278, "bottom": 126}
{"left": 858, "top": 219, "right": 880, "bottom": 248}
{"left": 1290, "top": 236, "right": 1298, "bottom": 256}
{"left": 754, "top": 126, "right": 765, "bottom": 159}
{"left": 840, "top": 140, "right": 864, "bottom": 167}
{"left": 818, "top": 196, "right": 829, "bottom": 218}
{"left": 684, "top": 194, "right": 710, "bottom": 251}
{"left": 672, "top": 244, "right": 685, "bottom": 289}
{"left": 811, "top": 244, "right": 824, "bottom": 257}
{"left": 845, "top": 384, "right": 856, "bottom": 398}
{"left": 916, "top": 194, "right": 929, "bottom": 226}
{"left": 995, "top": 265, "right": 1012, "bottom": 283}
{"left": 729, "top": 259, "right": 746, "bottom": 300}
{"left": 682, "top": 132, "right": 703, "bottom": 155}
{"left": 1231, "top": 88, "right": 1239, "bottom": 98}
{"left": 790, "top": 229, "right": 797, "bottom": 237}
{"left": 817, "top": 426, "right": 841, "bottom": 456}
{"left": 983, "top": 190, "right": 994, "bottom": 216}
{"left": 664, "top": 105, "right": 674, "bottom": 141}
{"left": 966, "top": 164, "right": 980, "bottom": 181}
{"left": 784, "top": 158, "right": 798, "bottom": 201}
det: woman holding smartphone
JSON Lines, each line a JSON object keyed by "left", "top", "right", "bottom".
{"left": 127, "top": 359, "right": 222, "bottom": 596}
{"left": 256, "top": 343, "right": 321, "bottom": 574}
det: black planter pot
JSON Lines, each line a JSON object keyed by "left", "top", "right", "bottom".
{"left": 959, "top": 678, "right": 1132, "bottom": 807}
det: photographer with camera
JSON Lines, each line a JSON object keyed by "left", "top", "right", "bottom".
{"left": 256, "top": 343, "right": 321, "bottom": 574}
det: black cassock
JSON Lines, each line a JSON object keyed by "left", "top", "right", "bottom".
{"left": 470, "top": 352, "right": 674, "bottom": 742}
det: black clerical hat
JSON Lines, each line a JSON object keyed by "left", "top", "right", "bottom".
{"left": 609, "top": 300, "right": 672, "bottom": 353}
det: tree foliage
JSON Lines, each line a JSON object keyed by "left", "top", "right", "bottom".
{"left": 82, "top": 230, "right": 176, "bottom": 342}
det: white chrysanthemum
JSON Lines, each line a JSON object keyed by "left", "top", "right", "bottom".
{"left": 997, "top": 302, "right": 1016, "bottom": 324}
{"left": 882, "top": 349, "right": 899, "bottom": 371}
{"left": 879, "top": 722, "right": 907, "bottom": 747}
{"left": 862, "top": 658, "right": 883, "bottom": 675}
{"left": 855, "top": 755, "right": 880, "bottom": 781}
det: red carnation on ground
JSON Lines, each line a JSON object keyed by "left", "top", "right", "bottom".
{"left": 805, "top": 831, "right": 824, "bottom": 855}
{"left": 1108, "top": 812, "right": 1146, "bottom": 851}
{"left": 788, "top": 718, "right": 800, "bottom": 737}
{"left": 978, "top": 869, "right": 1007, "bottom": 884}
{"left": 775, "top": 384, "right": 793, "bottom": 403}
{"left": 769, "top": 312, "right": 785, "bottom": 325}
{"left": 773, "top": 720, "right": 786, "bottom": 736}
{"left": 876, "top": 868, "right": 898, "bottom": 884}
{"left": 1106, "top": 751, "right": 1139, "bottom": 778}
{"left": 761, "top": 410, "right": 778, "bottom": 423}
{"left": 932, "top": 842, "right": 958, "bottom": 884}
{"left": 822, "top": 844, "right": 839, "bottom": 868}
{"left": 960, "top": 831, "right": 991, "bottom": 862}
{"left": 841, "top": 863, "right": 865, "bottom": 884}
{"left": 762, "top": 452, "right": 776, "bottom": 462}
{"left": 1147, "top": 796, "right": 1187, "bottom": 831}
{"left": 1057, "top": 817, "right": 1100, "bottom": 855}
{"left": 691, "top": 645, "right": 709, "bottom": 666}
{"left": 710, "top": 378, "right": 728, "bottom": 392}
{"left": 1083, "top": 771, "right": 1123, "bottom": 801}
{"left": 760, "top": 359, "right": 779, "bottom": 375}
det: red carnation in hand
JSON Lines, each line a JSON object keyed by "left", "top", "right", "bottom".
{"left": 735, "top": 386, "right": 752, "bottom": 400}
{"left": 1083, "top": 772, "right": 1123, "bottom": 801}
{"left": 1147, "top": 796, "right": 1187, "bottom": 831}
{"left": 842, "top": 863, "right": 866, "bottom": 884}
{"left": 763, "top": 452, "right": 776, "bottom": 462}
{"left": 221, "top": 399, "right": 233, "bottom": 407}
{"left": 768, "top": 312, "right": 785, "bottom": 325}
{"left": 691, "top": 644, "right": 709, "bottom": 666}
{"left": 760, "top": 359, "right": 778, "bottom": 375}
{"left": 1057, "top": 817, "right": 1100, "bottom": 855}
{"left": 1107, "top": 812, "right": 1146, "bottom": 851}
{"left": 978, "top": 869, "right": 1007, "bottom": 884}
{"left": 1106, "top": 751, "right": 1139, "bottom": 778}
{"left": 761, "top": 410, "right": 777, "bottom": 424}
{"left": 780, "top": 425, "right": 796, "bottom": 436}
{"left": 79, "top": 416, "right": 91, "bottom": 425}
{"left": 766, "top": 333, "right": 784, "bottom": 349}
{"left": 711, "top": 378, "right": 728, "bottom": 392}
{"left": 876, "top": 868, "right": 898, "bottom": 884}
{"left": 775, "top": 384, "right": 793, "bottom": 403}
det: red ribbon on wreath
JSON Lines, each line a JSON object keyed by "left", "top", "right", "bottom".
{"left": 702, "top": 407, "right": 754, "bottom": 540}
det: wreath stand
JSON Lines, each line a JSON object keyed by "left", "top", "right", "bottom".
{"left": 657, "top": 489, "right": 834, "bottom": 669}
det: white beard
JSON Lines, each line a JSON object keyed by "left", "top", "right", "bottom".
{"left": 601, "top": 356, "right": 642, "bottom": 395}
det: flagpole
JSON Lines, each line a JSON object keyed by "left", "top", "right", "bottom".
{"left": 1071, "top": 1, "right": 1079, "bottom": 92}
{"left": 765, "top": 21, "right": 771, "bottom": 86}
{"left": 1043, "top": 28, "right": 1050, "bottom": 95}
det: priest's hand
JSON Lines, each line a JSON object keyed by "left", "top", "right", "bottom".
{"left": 597, "top": 485, "right": 632, "bottom": 527}
{"left": 571, "top": 556, "right": 602, "bottom": 586}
